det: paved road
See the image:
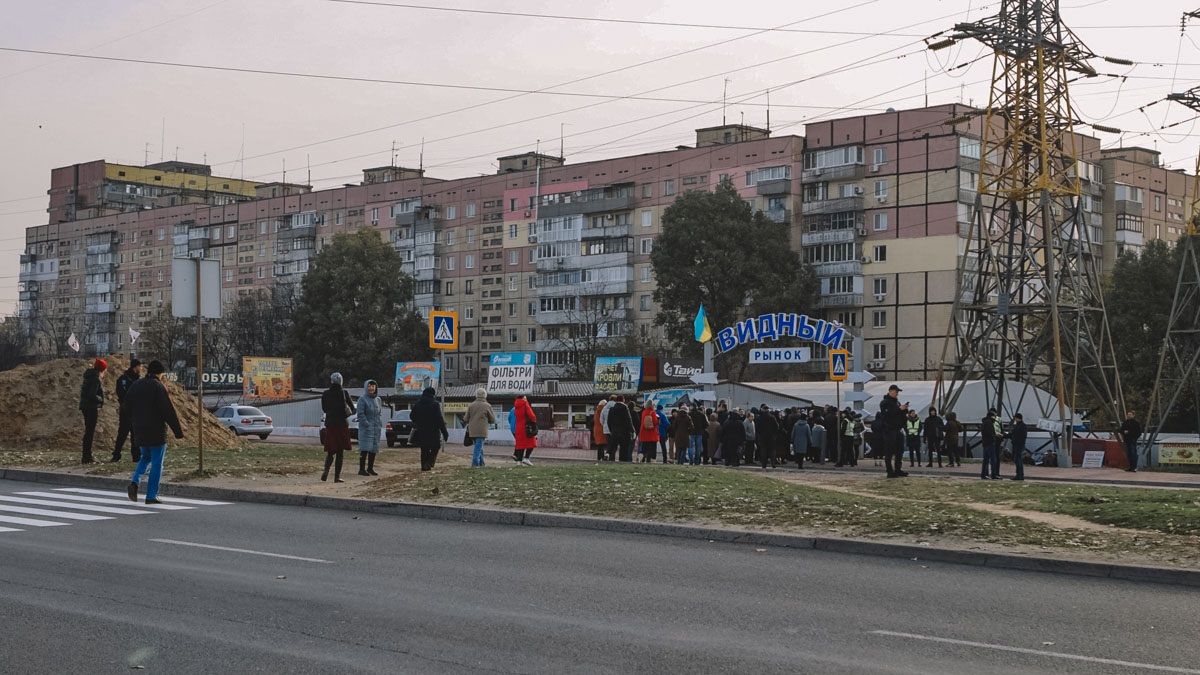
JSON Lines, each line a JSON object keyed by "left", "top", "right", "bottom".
{"left": 2, "top": 477, "right": 1198, "bottom": 674}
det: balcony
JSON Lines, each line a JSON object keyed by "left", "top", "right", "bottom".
{"left": 812, "top": 261, "right": 863, "bottom": 276}
{"left": 279, "top": 224, "right": 316, "bottom": 241}
{"left": 19, "top": 253, "right": 36, "bottom": 264}
{"left": 187, "top": 237, "right": 210, "bottom": 252}
{"left": 86, "top": 243, "right": 113, "bottom": 255}
{"left": 801, "top": 164, "right": 865, "bottom": 184}
{"left": 756, "top": 178, "right": 792, "bottom": 196}
{"left": 580, "top": 223, "right": 631, "bottom": 240}
{"left": 817, "top": 293, "right": 863, "bottom": 308}
{"left": 538, "top": 193, "right": 634, "bottom": 219}
{"left": 85, "top": 282, "right": 115, "bottom": 295}
{"left": 1115, "top": 199, "right": 1142, "bottom": 216}
{"left": 413, "top": 267, "right": 440, "bottom": 283}
{"left": 84, "top": 302, "right": 115, "bottom": 314}
{"left": 18, "top": 290, "right": 36, "bottom": 301}
{"left": 536, "top": 256, "right": 576, "bottom": 273}
{"left": 801, "top": 196, "right": 863, "bottom": 216}
{"left": 801, "top": 228, "right": 858, "bottom": 246}
{"left": 765, "top": 208, "right": 792, "bottom": 224}
{"left": 1115, "top": 229, "right": 1144, "bottom": 247}
{"left": 277, "top": 247, "right": 314, "bottom": 263}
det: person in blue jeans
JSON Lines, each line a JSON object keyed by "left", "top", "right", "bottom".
{"left": 465, "top": 388, "right": 496, "bottom": 468}
{"left": 125, "top": 360, "right": 184, "bottom": 504}
{"left": 1009, "top": 413, "right": 1028, "bottom": 481}
{"left": 979, "top": 408, "right": 1001, "bottom": 480}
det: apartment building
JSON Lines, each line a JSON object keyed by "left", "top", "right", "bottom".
{"left": 1095, "top": 147, "right": 1194, "bottom": 270}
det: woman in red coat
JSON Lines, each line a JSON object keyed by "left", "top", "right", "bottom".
{"left": 637, "top": 399, "right": 661, "bottom": 463}
{"left": 512, "top": 395, "right": 538, "bottom": 465}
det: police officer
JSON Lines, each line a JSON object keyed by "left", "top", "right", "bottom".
{"left": 879, "top": 384, "right": 908, "bottom": 478}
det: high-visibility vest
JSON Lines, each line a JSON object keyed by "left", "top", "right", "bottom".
{"left": 906, "top": 419, "right": 921, "bottom": 436}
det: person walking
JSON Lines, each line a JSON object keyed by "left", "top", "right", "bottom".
{"left": 466, "top": 388, "right": 497, "bottom": 468}
{"left": 79, "top": 358, "right": 108, "bottom": 464}
{"left": 592, "top": 399, "right": 608, "bottom": 462}
{"left": 125, "top": 360, "right": 183, "bottom": 504}
{"left": 112, "top": 359, "right": 142, "bottom": 463}
{"left": 672, "top": 405, "right": 694, "bottom": 465}
{"left": 879, "top": 384, "right": 908, "bottom": 478}
{"left": 791, "top": 413, "right": 811, "bottom": 469}
{"left": 657, "top": 404, "right": 671, "bottom": 463}
{"left": 980, "top": 408, "right": 1001, "bottom": 479}
{"left": 321, "top": 372, "right": 354, "bottom": 482}
{"left": 923, "top": 407, "right": 945, "bottom": 468}
{"left": 1009, "top": 413, "right": 1028, "bottom": 481}
{"left": 355, "top": 380, "right": 384, "bottom": 476}
{"left": 638, "top": 400, "right": 660, "bottom": 463}
{"left": 607, "top": 395, "right": 634, "bottom": 462}
{"left": 721, "top": 410, "right": 745, "bottom": 467}
{"left": 756, "top": 405, "right": 779, "bottom": 469}
{"left": 705, "top": 413, "right": 721, "bottom": 465}
{"left": 742, "top": 410, "right": 757, "bottom": 465}
{"left": 943, "top": 412, "right": 964, "bottom": 467}
{"left": 411, "top": 386, "right": 450, "bottom": 471}
{"left": 689, "top": 405, "right": 707, "bottom": 467}
{"left": 512, "top": 394, "right": 538, "bottom": 465}
{"left": 1119, "top": 411, "right": 1143, "bottom": 472}
{"left": 905, "top": 410, "right": 923, "bottom": 467}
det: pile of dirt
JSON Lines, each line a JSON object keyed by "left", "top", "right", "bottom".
{"left": 0, "top": 355, "right": 243, "bottom": 452}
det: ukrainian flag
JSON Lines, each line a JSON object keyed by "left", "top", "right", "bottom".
{"left": 694, "top": 304, "right": 713, "bottom": 343}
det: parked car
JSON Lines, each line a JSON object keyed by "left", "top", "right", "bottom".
{"left": 319, "top": 413, "right": 358, "bottom": 445}
{"left": 386, "top": 409, "right": 413, "bottom": 447}
{"left": 216, "top": 406, "right": 273, "bottom": 439}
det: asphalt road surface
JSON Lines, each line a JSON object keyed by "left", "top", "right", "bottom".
{"left": 1, "top": 477, "right": 1198, "bottom": 674}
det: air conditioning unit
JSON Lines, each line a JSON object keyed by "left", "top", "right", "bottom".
{"left": 544, "top": 379, "right": 560, "bottom": 395}
{"left": 524, "top": 210, "right": 532, "bottom": 218}
{"left": 853, "top": 186, "right": 864, "bottom": 195}
{"left": 870, "top": 164, "right": 881, "bottom": 173}
{"left": 528, "top": 235, "right": 538, "bottom": 243}
{"left": 605, "top": 214, "right": 615, "bottom": 220}
{"left": 856, "top": 228, "right": 868, "bottom": 237}
{"left": 860, "top": 256, "right": 873, "bottom": 264}
{"left": 870, "top": 359, "right": 886, "bottom": 369}
{"left": 874, "top": 293, "right": 886, "bottom": 303}
{"left": 876, "top": 195, "right": 887, "bottom": 203}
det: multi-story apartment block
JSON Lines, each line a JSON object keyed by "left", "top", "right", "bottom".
{"left": 19, "top": 106, "right": 1192, "bottom": 384}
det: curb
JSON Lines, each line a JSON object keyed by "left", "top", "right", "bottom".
{"left": 3, "top": 467, "right": 1198, "bottom": 588}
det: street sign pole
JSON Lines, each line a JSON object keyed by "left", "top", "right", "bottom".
{"left": 194, "top": 258, "right": 204, "bottom": 474}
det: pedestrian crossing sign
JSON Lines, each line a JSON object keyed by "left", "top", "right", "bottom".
{"left": 429, "top": 310, "right": 459, "bottom": 350}
{"left": 829, "top": 349, "right": 849, "bottom": 382}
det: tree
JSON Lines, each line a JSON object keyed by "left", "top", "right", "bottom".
{"left": 650, "top": 180, "right": 819, "bottom": 374}
{"left": 0, "top": 315, "right": 30, "bottom": 371}
{"left": 225, "top": 285, "right": 296, "bottom": 363}
{"left": 288, "top": 229, "right": 430, "bottom": 387}
{"left": 139, "top": 303, "right": 194, "bottom": 375}
{"left": 1106, "top": 238, "right": 1197, "bottom": 430}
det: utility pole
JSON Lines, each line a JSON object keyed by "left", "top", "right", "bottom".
{"left": 928, "top": 0, "right": 1126, "bottom": 467}
{"left": 194, "top": 257, "right": 205, "bottom": 473}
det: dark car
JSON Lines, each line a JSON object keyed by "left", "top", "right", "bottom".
{"left": 385, "top": 410, "right": 412, "bottom": 447}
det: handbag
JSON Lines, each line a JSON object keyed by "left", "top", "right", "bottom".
{"left": 525, "top": 421, "right": 539, "bottom": 437}
{"left": 463, "top": 434, "right": 473, "bottom": 447}
{"left": 643, "top": 415, "right": 655, "bottom": 431}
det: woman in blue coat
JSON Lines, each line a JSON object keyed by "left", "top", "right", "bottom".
{"left": 355, "top": 380, "right": 383, "bottom": 476}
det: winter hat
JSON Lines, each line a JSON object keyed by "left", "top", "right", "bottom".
{"left": 147, "top": 360, "right": 165, "bottom": 375}
{"left": 129, "top": 358, "right": 142, "bottom": 369}
{"left": 365, "top": 379, "right": 378, "bottom": 396}
{"left": 93, "top": 358, "right": 108, "bottom": 372}
{"left": 330, "top": 372, "right": 343, "bottom": 385}
{"left": 475, "top": 387, "right": 487, "bottom": 400}
{"left": 656, "top": 404, "right": 663, "bottom": 411}
{"left": 422, "top": 386, "right": 436, "bottom": 397}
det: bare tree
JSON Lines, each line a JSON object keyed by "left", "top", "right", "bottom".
{"left": 0, "top": 315, "right": 31, "bottom": 371}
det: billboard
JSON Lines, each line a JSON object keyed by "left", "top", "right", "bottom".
{"left": 242, "top": 357, "right": 293, "bottom": 401}
{"left": 593, "top": 356, "right": 642, "bottom": 395}
{"left": 1160, "top": 443, "right": 1200, "bottom": 465}
{"left": 487, "top": 352, "right": 536, "bottom": 395}
{"left": 647, "top": 388, "right": 696, "bottom": 409}
{"left": 658, "top": 357, "right": 703, "bottom": 384}
{"left": 394, "top": 361, "right": 440, "bottom": 396}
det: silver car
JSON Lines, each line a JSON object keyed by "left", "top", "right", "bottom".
{"left": 216, "top": 405, "right": 273, "bottom": 439}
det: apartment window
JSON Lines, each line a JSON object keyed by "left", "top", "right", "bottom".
{"left": 446, "top": 205, "right": 458, "bottom": 220}
{"left": 528, "top": 301, "right": 536, "bottom": 316}
{"left": 259, "top": 221, "right": 267, "bottom": 235}
{"left": 873, "top": 343, "right": 888, "bottom": 360}
{"left": 639, "top": 237, "right": 654, "bottom": 254}
{"left": 642, "top": 184, "right": 653, "bottom": 198}
{"left": 226, "top": 225, "right": 236, "bottom": 240}
{"left": 836, "top": 311, "right": 859, "bottom": 327}
{"left": 1154, "top": 195, "right": 1162, "bottom": 212}
{"left": 873, "top": 245, "right": 887, "bottom": 262}
{"left": 466, "top": 202, "right": 477, "bottom": 217}
{"left": 465, "top": 280, "right": 474, "bottom": 294}
{"left": 873, "top": 277, "right": 888, "bottom": 296}
{"left": 508, "top": 276, "right": 518, "bottom": 291}
{"left": 465, "top": 307, "right": 474, "bottom": 320}
{"left": 959, "top": 137, "right": 981, "bottom": 159}
{"left": 874, "top": 180, "right": 887, "bottom": 198}
{"left": 637, "top": 210, "right": 652, "bottom": 228}
{"left": 839, "top": 184, "right": 858, "bottom": 198}
{"left": 829, "top": 275, "right": 854, "bottom": 294}
{"left": 464, "top": 356, "right": 475, "bottom": 371}
{"left": 225, "top": 270, "right": 233, "bottom": 282}
{"left": 509, "top": 198, "right": 518, "bottom": 212}
{"left": 872, "top": 310, "right": 887, "bottom": 328}
{"left": 445, "top": 281, "right": 455, "bottom": 296}
{"left": 508, "top": 328, "right": 518, "bottom": 343}
{"left": 370, "top": 207, "right": 379, "bottom": 224}
{"left": 508, "top": 250, "right": 518, "bottom": 265}
{"left": 640, "top": 266, "right": 652, "bottom": 282}
{"left": 803, "top": 146, "right": 864, "bottom": 170}
{"left": 1114, "top": 184, "right": 1143, "bottom": 203}
{"left": 640, "top": 294, "right": 651, "bottom": 311}
{"left": 664, "top": 179, "right": 676, "bottom": 196}
{"left": 157, "top": 271, "right": 164, "bottom": 282}
{"left": 873, "top": 213, "right": 888, "bottom": 231}
{"left": 873, "top": 147, "right": 886, "bottom": 166}
{"left": 508, "top": 302, "right": 516, "bottom": 317}
{"left": 528, "top": 328, "right": 537, "bottom": 342}
{"left": 467, "top": 229, "right": 476, "bottom": 244}
{"left": 465, "top": 254, "right": 475, "bottom": 269}
{"left": 509, "top": 224, "right": 518, "bottom": 239}
{"left": 157, "top": 228, "right": 164, "bottom": 241}
{"left": 257, "top": 267, "right": 265, "bottom": 279}
{"left": 445, "top": 230, "right": 456, "bottom": 246}
{"left": 445, "top": 256, "right": 456, "bottom": 271}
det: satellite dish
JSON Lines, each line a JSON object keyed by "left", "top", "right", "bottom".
{"left": 886, "top": 107, "right": 896, "bottom": 113}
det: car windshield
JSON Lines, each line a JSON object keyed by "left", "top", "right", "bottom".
{"left": 393, "top": 410, "right": 411, "bottom": 421}
{"left": 237, "top": 407, "right": 265, "bottom": 416}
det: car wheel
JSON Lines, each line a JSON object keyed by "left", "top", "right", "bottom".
{"left": 258, "top": 433, "right": 269, "bottom": 440}
{"left": 228, "top": 427, "right": 238, "bottom": 436}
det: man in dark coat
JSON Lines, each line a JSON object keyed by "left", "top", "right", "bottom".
{"left": 755, "top": 405, "right": 779, "bottom": 468}
{"left": 320, "top": 372, "right": 354, "bottom": 482}
{"left": 1119, "top": 411, "right": 1143, "bottom": 472}
{"left": 1009, "top": 413, "right": 1029, "bottom": 481}
{"left": 721, "top": 411, "right": 745, "bottom": 467}
{"left": 125, "top": 360, "right": 183, "bottom": 504}
{"left": 411, "top": 386, "right": 449, "bottom": 471}
{"left": 689, "top": 405, "right": 708, "bottom": 466}
{"left": 79, "top": 358, "right": 108, "bottom": 464}
{"left": 879, "top": 384, "right": 908, "bottom": 478}
{"left": 923, "top": 407, "right": 945, "bottom": 468}
{"left": 980, "top": 408, "right": 1001, "bottom": 479}
{"left": 606, "top": 395, "right": 634, "bottom": 462}
{"left": 112, "top": 359, "right": 143, "bottom": 463}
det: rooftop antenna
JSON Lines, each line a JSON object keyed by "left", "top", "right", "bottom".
{"left": 924, "top": 69, "right": 929, "bottom": 107}
{"left": 306, "top": 153, "right": 311, "bottom": 186}
{"left": 391, "top": 140, "right": 398, "bottom": 166}
{"left": 419, "top": 137, "right": 425, "bottom": 172}
{"left": 722, "top": 78, "right": 731, "bottom": 125}
{"left": 766, "top": 89, "right": 771, "bottom": 133}
{"left": 239, "top": 123, "right": 246, "bottom": 182}
{"left": 282, "top": 158, "right": 286, "bottom": 186}
{"left": 159, "top": 118, "right": 165, "bottom": 163}
{"left": 174, "top": 146, "right": 181, "bottom": 161}
{"left": 560, "top": 122, "right": 565, "bottom": 159}
{"left": 143, "top": 142, "right": 151, "bottom": 166}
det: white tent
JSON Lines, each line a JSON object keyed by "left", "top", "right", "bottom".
{"left": 731, "top": 380, "right": 1062, "bottom": 423}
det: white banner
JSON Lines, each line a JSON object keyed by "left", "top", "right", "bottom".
{"left": 67, "top": 333, "right": 80, "bottom": 352}
{"left": 487, "top": 364, "right": 535, "bottom": 395}
{"left": 129, "top": 326, "right": 141, "bottom": 344}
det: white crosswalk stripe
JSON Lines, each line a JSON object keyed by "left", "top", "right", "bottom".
{"left": 0, "top": 487, "right": 232, "bottom": 535}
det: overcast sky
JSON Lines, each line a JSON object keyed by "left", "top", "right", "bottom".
{"left": 3, "top": 0, "right": 1200, "bottom": 315}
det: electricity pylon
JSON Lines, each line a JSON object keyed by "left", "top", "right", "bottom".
{"left": 1144, "top": 87, "right": 1200, "bottom": 457}
{"left": 929, "top": 0, "right": 1124, "bottom": 464}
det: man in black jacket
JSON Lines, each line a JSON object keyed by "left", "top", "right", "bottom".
{"left": 1119, "top": 411, "right": 1143, "bottom": 472}
{"left": 112, "top": 359, "right": 143, "bottom": 463}
{"left": 721, "top": 411, "right": 745, "bottom": 467}
{"left": 923, "top": 407, "right": 944, "bottom": 468}
{"left": 126, "top": 360, "right": 183, "bottom": 504}
{"left": 755, "top": 405, "right": 780, "bottom": 468}
{"left": 79, "top": 358, "right": 108, "bottom": 464}
{"left": 410, "top": 386, "right": 449, "bottom": 471}
{"left": 980, "top": 409, "right": 1001, "bottom": 479}
{"left": 879, "top": 384, "right": 908, "bottom": 478}
{"left": 607, "top": 395, "right": 634, "bottom": 462}
{"left": 1009, "top": 413, "right": 1028, "bottom": 481}
{"left": 689, "top": 405, "right": 708, "bottom": 466}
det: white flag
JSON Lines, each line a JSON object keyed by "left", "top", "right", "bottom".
{"left": 67, "top": 333, "right": 80, "bottom": 352}
{"left": 129, "top": 327, "right": 141, "bottom": 344}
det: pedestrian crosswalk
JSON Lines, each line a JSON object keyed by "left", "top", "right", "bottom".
{"left": 0, "top": 487, "right": 231, "bottom": 535}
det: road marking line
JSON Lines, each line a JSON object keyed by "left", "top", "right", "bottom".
{"left": 18, "top": 492, "right": 194, "bottom": 511}
{"left": 148, "top": 539, "right": 334, "bottom": 564}
{"left": 0, "top": 527, "right": 24, "bottom": 533}
{"left": 0, "top": 515, "right": 69, "bottom": 527}
{"left": 0, "top": 504, "right": 111, "bottom": 521}
{"left": 0, "top": 495, "right": 154, "bottom": 515}
{"left": 55, "top": 488, "right": 230, "bottom": 506}
{"left": 869, "top": 630, "right": 1200, "bottom": 674}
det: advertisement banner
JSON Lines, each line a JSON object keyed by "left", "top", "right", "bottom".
{"left": 394, "top": 361, "right": 440, "bottom": 396}
{"left": 647, "top": 388, "right": 696, "bottom": 409}
{"left": 658, "top": 357, "right": 703, "bottom": 384}
{"left": 242, "top": 357, "right": 293, "bottom": 401}
{"left": 1160, "top": 443, "right": 1200, "bottom": 465}
{"left": 202, "top": 372, "right": 244, "bottom": 386}
{"left": 487, "top": 352, "right": 536, "bottom": 395}
{"left": 593, "top": 356, "right": 642, "bottom": 395}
